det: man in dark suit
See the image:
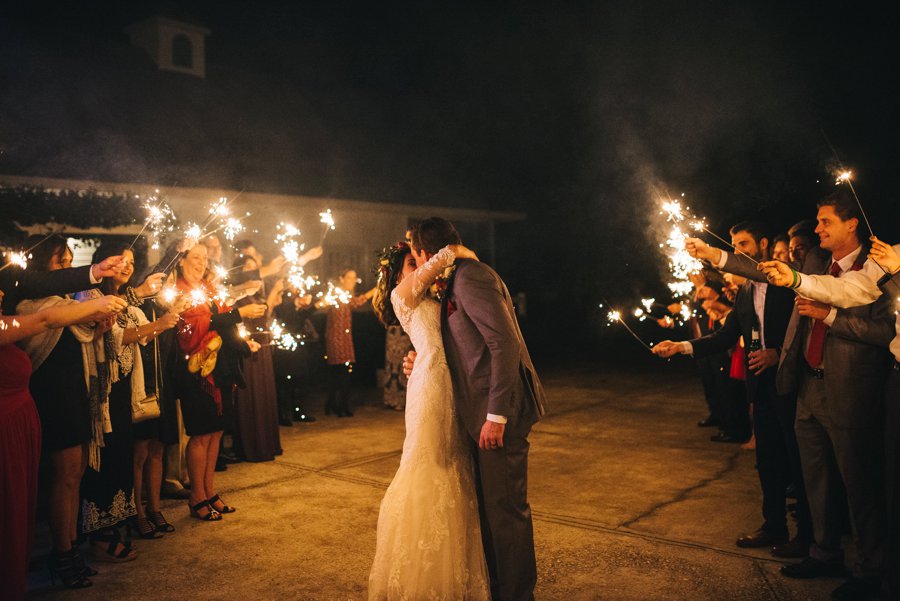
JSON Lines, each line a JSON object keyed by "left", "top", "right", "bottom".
{"left": 0, "top": 251, "right": 126, "bottom": 314}
{"left": 654, "top": 221, "right": 810, "bottom": 553}
{"left": 696, "top": 193, "right": 892, "bottom": 600}
{"left": 406, "top": 217, "right": 546, "bottom": 601}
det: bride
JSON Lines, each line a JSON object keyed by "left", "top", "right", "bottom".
{"left": 368, "top": 241, "right": 490, "bottom": 601}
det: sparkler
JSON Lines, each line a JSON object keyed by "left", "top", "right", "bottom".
{"left": 129, "top": 192, "right": 177, "bottom": 251}
{"left": 603, "top": 306, "right": 653, "bottom": 352}
{"left": 834, "top": 169, "right": 875, "bottom": 237}
{"left": 4, "top": 250, "right": 29, "bottom": 270}
{"left": 317, "top": 283, "right": 352, "bottom": 308}
{"left": 318, "top": 209, "right": 335, "bottom": 245}
{"left": 268, "top": 320, "right": 299, "bottom": 351}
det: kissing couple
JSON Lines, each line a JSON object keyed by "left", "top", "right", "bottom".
{"left": 367, "top": 217, "right": 547, "bottom": 601}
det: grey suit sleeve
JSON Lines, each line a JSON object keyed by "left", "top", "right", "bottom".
{"left": 454, "top": 263, "right": 521, "bottom": 417}
{"left": 722, "top": 252, "right": 767, "bottom": 282}
{"left": 830, "top": 296, "right": 896, "bottom": 348}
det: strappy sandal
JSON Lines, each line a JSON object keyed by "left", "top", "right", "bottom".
{"left": 207, "top": 494, "right": 236, "bottom": 514}
{"left": 147, "top": 510, "right": 176, "bottom": 533}
{"left": 90, "top": 528, "right": 138, "bottom": 563}
{"left": 188, "top": 499, "right": 222, "bottom": 521}
{"left": 128, "top": 516, "right": 163, "bottom": 539}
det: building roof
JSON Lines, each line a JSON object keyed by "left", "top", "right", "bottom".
{"left": 0, "top": 10, "right": 507, "bottom": 211}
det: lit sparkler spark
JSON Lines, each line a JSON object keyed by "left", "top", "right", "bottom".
{"left": 130, "top": 193, "right": 177, "bottom": 250}
{"left": 835, "top": 170, "right": 852, "bottom": 184}
{"left": 184, "top": 222, "right": 203, "bottom": 245}
{"left": 319, "top": 210, "right": 335, "bottom": 230}
{"left": 189, "top": 289, "right": 208, "bottom": 306}
{"left": 633, "top": 308, "right": 645, "bottom": 318}
{"left": 270, "top": 320, "right": 299, "bottom": 351}
{"left": 640, "top": 298, "right": 655, "bottom": 312}
{"left": 606, "top": 310, "right": 621, "bottom": 323}
{"left": 317, "top": 283, "right": 352, "bottom": 308}
{"left": 214, "top": 265, "right": 229, "bottom": 281}
{"left": 209, "top": 197, "right": 229, "bottom": 217}
{"left": 6, "top": 251, "right": 29, "bottom": 270}
{"left": 159, "top": 287, "right": 178, "bottom": 305}
{"left": 661, "top": 200, "right": 686, "bottom": 223}
{"left": 237, "top": 323, "right": 250, "bottom": 339}
{"left": 223, "top": 217, "right": 246, "bottom": 241}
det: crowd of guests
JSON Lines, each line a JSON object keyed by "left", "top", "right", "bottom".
{"left": 0, "top": 231, "right": 390, "bottom": 598}
{"left": 650, "top": 190, "right": 899, "bottom": 601}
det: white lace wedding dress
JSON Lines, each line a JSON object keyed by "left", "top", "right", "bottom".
{"left": 368, "top": 247, "right": 491, "bottom": 601}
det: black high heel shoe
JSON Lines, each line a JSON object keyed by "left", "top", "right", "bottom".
{"left": 48, "top": 548, "right": 93, "bottom": 588}
{"left": 70, "top": 542, "right": 99, "bottom": 577}
{"left": 90, "top": 527, "right": 138, "bottom": 563}
{"left": 128, "top": 516, "right": 163, "bottom": 539}
{"left": 147, "top": 510, "right": 175, "bottom": 533}
{"left": 207, "top": 494, "right": 236, "bottom": 514}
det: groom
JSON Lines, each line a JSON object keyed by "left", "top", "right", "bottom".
{"left": 406, "top": 217, "right": 547, "bottom": 601}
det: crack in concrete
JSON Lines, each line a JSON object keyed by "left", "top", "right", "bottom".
{"left": 619, "top": 448, "right": 742, "bottom": 529}
{"left": 753, "top": 558, "right": 787, "bottom": 601}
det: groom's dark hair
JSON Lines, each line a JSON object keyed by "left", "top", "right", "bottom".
{"left": 409, "top": 217, "right": 462, "bottom": 255}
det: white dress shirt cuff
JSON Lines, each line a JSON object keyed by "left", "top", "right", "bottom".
{"left": 713, "top": 250, "right": 728, "bottom": 269}
{"left": 486, "top": 413, "right": 507, "bottom": 424}
{"left": 89, "top": 265, "right": 101, "bottom": 284}
{"left": 680, "top": 341, "right": 694, "bottom": 356}
{"left": 822, "top": 307, "right": 838, "bottom": 327}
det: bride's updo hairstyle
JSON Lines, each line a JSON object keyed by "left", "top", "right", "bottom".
{"left": 372, "top": 241, "right": 411, "bottom": 327}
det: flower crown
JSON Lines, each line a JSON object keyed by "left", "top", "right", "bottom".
{"left": 375, "top": 241, "right": 411, "bottom": 282}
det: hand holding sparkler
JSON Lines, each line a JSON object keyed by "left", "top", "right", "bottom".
{"left": 868, "top": 237, "right": 900, "bottom": 274}
{"left": 246, "top": 339, "right": 262, "bottom": 353}
{"left": 651, "top": 340, "right": 687, "bottom": 359}
{"left": 238, "top": 303, "right": 267, "bottom": 320}
{"left": 684, "top": 237, "right": 722, "bottom": 264}
{"left": 757, "top": 260, "right": 796, "bottom": 288}
{"left": 132, "top": 272, "right": 166, "bottom": 299}
{"left": 90, "top": 255, "right": 127, "bottom": 280}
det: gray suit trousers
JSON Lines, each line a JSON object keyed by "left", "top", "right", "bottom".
{"left": 795, "top": 373, "right": 885, "bottom": 579}
{"left": 471, "top": 422, "right": 536, "bottom": 601}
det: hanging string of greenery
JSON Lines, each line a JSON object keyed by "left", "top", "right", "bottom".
{"left": 0, "top": 185, "right": 144, "bottom": 241}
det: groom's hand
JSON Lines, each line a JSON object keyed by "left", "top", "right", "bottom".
{"left": 479, "top": 420, "right": 505, "bottom": 450}
{"left": 402, "top": 351, "right": 417, "bottom": 377}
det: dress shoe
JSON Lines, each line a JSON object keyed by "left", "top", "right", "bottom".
{"left": 697, "top": 416, "right": 720, "bottom": 428}
{"left": 710, "top": 432, "right": 742, "bottom": 443}
{"left": 780, "top": 557, "right": 847, "bottom": 579}
{"left": 831, "top": 577, "right": 880, "bottom": 601}
{"left": 771, "top": 537, "right": 810, "bottom": 559}
{"left": 736, "top": 528, "right": 788, "bottom": 548}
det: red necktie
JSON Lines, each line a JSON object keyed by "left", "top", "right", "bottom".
{"left": 805, "top": 261, "right": 842, "bottom": 368}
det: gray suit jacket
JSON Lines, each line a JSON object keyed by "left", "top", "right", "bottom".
{"left": 440, "top": 259, "right": 546, "bottom": 439}
{"left": 779, "top": 250, "right": 893, "bottom": 427}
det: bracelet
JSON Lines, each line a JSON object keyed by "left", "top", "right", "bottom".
{"left": 125, "top": 286, "right": 141, "bottom": 307}
{"left": 789, "top": 269, "right": 800, "bottom": 289}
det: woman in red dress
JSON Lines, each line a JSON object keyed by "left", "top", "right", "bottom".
{"left": 0, "top": 289, "right": 126, "bottom": 597}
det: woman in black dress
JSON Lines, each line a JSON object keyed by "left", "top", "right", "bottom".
{"left": 231, "top": 253, "right": 283, "bottom": 462}
{"left": 174, "top": 243, "right": 265, "bottom": 520}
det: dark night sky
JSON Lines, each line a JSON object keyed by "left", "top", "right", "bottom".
{"left": 2, "top": 1, "right": 899, "bottom": 356}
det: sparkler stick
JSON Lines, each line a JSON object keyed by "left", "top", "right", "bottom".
{"left": 600, "top": 297, "right": 654, "bottom": 352}
{"left": 835, "top": 170, "right": 875, "bottom": 237}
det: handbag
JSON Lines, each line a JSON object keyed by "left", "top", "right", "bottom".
{"left": 132, "top": 308, "right": 163, "bottom": 423}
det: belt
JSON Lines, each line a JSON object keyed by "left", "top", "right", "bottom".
{"left": 805, "top": 365, "right": 825, "bottom": 380}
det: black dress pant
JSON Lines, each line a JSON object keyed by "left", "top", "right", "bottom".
{"left": 752, "top": 370, "right": 812, "bottom": 540}
{"left": 326, "top": 364, "right": 353, "bottom": 415}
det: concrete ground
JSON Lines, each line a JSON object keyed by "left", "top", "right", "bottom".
{"left": 26, "top": 363, "right": 842, "bottom": 600}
